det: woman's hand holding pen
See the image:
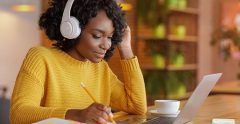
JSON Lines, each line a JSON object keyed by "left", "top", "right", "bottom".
{"left": 65, "top": 103, "right": 112, "bottom": 124}
{"left": 84, "top": 103, "right": 111, "bottom": 124}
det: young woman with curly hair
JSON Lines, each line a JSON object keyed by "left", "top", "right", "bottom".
{"left": 10, "top": 0, "right": 147, "bottom": 123}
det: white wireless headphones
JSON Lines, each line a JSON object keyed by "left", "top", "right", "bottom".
{"left": 60, "top": 0, "right": 81, "bottom": 39}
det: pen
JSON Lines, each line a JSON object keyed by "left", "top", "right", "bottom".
{"left": 80, "top": 82, "right": 116, "bottom": 124}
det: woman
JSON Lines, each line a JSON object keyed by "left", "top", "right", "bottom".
{"left": 10, "top": 0, "right": 147, "bottom": 123}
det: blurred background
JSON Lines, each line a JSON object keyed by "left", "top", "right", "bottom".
{"left": 1, "top": 0, "right": 240, "bottom": 121}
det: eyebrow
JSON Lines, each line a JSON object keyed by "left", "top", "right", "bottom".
{"left": 92, "top": 28, "right": 114, "bottom": 35}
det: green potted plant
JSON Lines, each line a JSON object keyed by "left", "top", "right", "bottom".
{"left": 152, "top": 54, "right": 165, "bottom": 68}
{"left": 166, "top": 71, "right": 193, "bottom": 98}
{"left": 137, "top": 0, "right": 168, "bottom": 37}
{"left": 144, "top": 71, "right": 192, "bottom": 100}
{"left": 169, "top": 45, "right": 185, "bottom": 67}
{"left": 146, "top": 42, "right": 167, "bottom": 68}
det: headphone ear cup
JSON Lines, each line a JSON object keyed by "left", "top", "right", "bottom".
{"left": 60, "top": 17, "right": 81, "bottom": 39}
{"left": 69, "top": 16, "right": 81, "bottom": 39}
{"left": 60, "top": 21, "right": 73, "bottom": 39}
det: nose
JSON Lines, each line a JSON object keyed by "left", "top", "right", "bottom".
{"left": 100, "top": 39, "right": 111, "bottom": 50}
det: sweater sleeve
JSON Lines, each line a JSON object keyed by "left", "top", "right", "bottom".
{"left": 10, "top": 48, "right": 69, "bottom": 124}
{"left": 109, "top": 57, "right": 147, "bottom": 115}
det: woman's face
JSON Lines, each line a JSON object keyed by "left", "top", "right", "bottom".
{"left": 68, "top": 10, "right": 114, "bottom": 63}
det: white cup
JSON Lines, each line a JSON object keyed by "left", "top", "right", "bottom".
{"left": 154, "top": 100, "right": 180, "bottom": 114}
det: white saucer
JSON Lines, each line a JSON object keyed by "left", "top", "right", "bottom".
{"left": 148, "top": 109, "right": 180, "bottom": 117}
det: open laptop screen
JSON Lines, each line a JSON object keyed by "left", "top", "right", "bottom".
{"left": 174, "top": 73, "right": 222, "bottom": 124}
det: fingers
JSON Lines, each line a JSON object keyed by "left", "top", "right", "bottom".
{"left": 94, "top": 103, "right": 112, "bottom": 119}
{"left": 88, "top": 103, "right": 111, "bottom": 124}
{"left": 125, "top": 23, "right": 130, "bottom": 29}
{"left": 89, "top": 120, "right": 113, "bottom": 124}
{"left": 93, "top": 109, "right": 108, "bottom": 121}
{"left": 95, "top": 103, "right": 109, "bottom": 112}
{"left": 123, "top": 25, "right": 130, "bottom": 33}
{"left": 97, "top": 117, "right": 108, "bottom": 124}
{"left": 87, "top": 115, "right": 108, "bottom": 124}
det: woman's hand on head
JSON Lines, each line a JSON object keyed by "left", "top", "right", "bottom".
{"left": 117, "top": 25, "right": 134, "bottom": 59}
{"left": 65, "top": 103, "right": 111, "bottom": 124}
{"left": 118, "top": 25, "right": 131, "bottom": 50}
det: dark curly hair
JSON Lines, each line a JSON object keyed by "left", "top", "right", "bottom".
{"left": 39, "top": 0, "right": 127, "bottom": 60}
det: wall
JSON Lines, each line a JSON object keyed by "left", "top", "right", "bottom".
{"left": 0, "top": 1, "right": 41, "bottom": 98}
{"left": 198, "top": 0, "right": 216, "bottom": 81}
{"left": 211, "top": 0, "right": 240, "bottom": 82}
{"left": 198, "top": 0, "right": 240, "bottom": 83}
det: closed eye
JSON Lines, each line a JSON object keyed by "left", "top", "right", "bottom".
{"left": 92, "top": 34, "right": 101, "bottom": 39}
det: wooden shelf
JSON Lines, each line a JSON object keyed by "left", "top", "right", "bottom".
{"left": 169, "top": 8, "right": 199, "bottom": 15}
{"left": 167, "top": 64, "right": 197, "bottom": 71}
{"left": 167, "top": 35, "right": 198, "bottom": 42}
{"left": 138, "top": 35, "right": 198, "bottom": 43}
{"left": 136, "top": 0, "right": 199, "bottom": 105}
{"left": 141, "top": 64, "right": 197, "bottom": 71}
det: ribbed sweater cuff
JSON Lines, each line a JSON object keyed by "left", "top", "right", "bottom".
{"left": 120, "top": 56, "right": 140, "bottom": 71}
{"left": 51, "top": 108, "right": 69, "bottom": 119}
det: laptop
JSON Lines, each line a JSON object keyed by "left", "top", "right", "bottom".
{"left": 141, "top": 73, "right": 222, "bottom": 124}
{"left": 117, "top": 73, "right": 222, "bottom": 124}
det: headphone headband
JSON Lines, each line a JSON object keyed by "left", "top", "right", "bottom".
{"left": 62, "top": 0, "right": 74, "bottom": 22}
{"left": 60, "top": 0, "right": 81, "bottom": 39}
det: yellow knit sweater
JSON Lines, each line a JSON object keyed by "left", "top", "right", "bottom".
{"left": 10, "top": 46, "right": 147, "bottom": 124}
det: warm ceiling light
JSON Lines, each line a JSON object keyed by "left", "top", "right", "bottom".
{"left": 12, "top": 4, "right": 35, "bottom": 12}
{"left": 116, "top": 0, "right": 132, "bottom": 11}
{"left": 119, "top": 3, "right": 132, "bottom": 11}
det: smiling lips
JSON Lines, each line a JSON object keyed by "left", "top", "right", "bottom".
{"left": 94, "top": 51, "right": 105, "bottom": 58}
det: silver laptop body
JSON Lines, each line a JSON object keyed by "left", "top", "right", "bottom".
{"left": 142, "top": 73, "right": 222, "bottom": 124}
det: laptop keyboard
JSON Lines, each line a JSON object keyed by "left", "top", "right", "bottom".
{"left": 142, "top": 117, "right": 176, "bottom": 124}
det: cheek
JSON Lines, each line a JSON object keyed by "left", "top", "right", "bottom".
{"left": 79, "top": 36, "right": 100, "bottom": 52}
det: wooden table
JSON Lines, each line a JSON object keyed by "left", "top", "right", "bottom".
{"left": 212, "top": 82, "right": 240, "bottom": 95}
{"left": 114, "top": 95, "right": 240, "bottom": 124}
